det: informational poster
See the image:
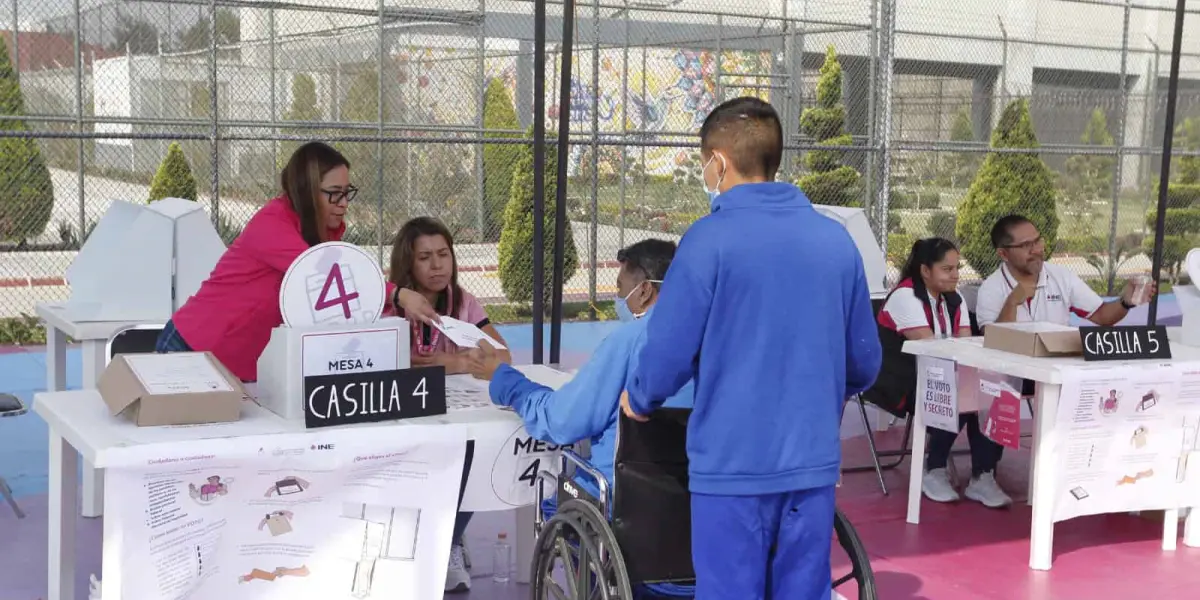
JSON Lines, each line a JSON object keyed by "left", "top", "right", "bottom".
{"left": 105, "top": 426, "right": 466, "bottom": 600}
{"left": 1053, "top": 362, "right": 1200, "bottom": 523}
{"left": 917, "top": 356, "right": 958, "bottom": 433}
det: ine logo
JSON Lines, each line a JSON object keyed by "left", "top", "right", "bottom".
{"left": 311, "top": 444, "right": 336, "bottom": 451}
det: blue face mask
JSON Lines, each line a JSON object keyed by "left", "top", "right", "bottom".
{"left": 614, "top": 280, "right": 662, "bottom": 322}
{"left": 702, "top": 153, "right": 726, "bottom": 211}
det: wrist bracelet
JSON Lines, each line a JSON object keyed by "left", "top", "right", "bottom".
{"left": 1120, "top": 298, "right": 1135, "bottom": 310}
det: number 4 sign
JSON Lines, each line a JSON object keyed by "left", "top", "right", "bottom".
{"left": 280, "top": 242, "right": 386, "bottom": 328}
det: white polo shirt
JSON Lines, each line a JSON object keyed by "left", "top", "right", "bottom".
{"left": 975, "top": 262, "right": 1105, "bottom": 327}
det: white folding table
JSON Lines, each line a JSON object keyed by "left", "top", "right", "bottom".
{"left": 903, "top": 334, "right": 1200, "bottom": 570}
{"left": 34, "top": 380, "right": 556, "bottom": 600}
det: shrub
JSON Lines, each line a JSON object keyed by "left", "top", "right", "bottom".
{"left": 279, "top": 73, "right": 321, "bottom": 167}
{"left": 928, "top": 210, "right": 957, "bottom": 242}
{"left": 148, "top": 142, "right": 199, "bottom": 202}
{"left": 1144, "top": 118, "right": 1200, "bottom": 279}
{"left": 482, "top": 78, "right": 522, "bottom": 242}
{"left": 955, "top": 98, "right": 1059, "bottom": 276}
{"left": 497, "top": 131, "right": 579, "bottom": 307}
{"left": 797, "top": 46, "right": 861, "bottom": 206}
{"left": 0, "top": 41, "right": 54, "bottom": 243}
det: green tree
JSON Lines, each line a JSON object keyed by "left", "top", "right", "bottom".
{"left": 148, "top": 142, "right": 199, "bottom": 202}
{"left": 279, "top": 73, "right": 321, "bottom": 166}
{"left": 1144, "top": 117, "right": 1200, "bottom": 280}
{"left": 177, "top": 9, "right": 241, "bottom": 52}
{"left": 482, "top": 78, "right": 521, "bottom": 242}
{"left": 110, "top": 12, "right": 159, "bottom": 55}
{"left": 1060, "top": 108, "right": 1115, "bottom": 230}
{"left": 944, "top": 107, "right": 979, "bottom": 188}
{"left": 0, "top": 41, "right": 54, "bottom": 243}
{"left": 498, "top": 132, "right": 579, "bottom": 307}
{"left": 797, "top": 46, "right": 861, "bottom": 206}
{"left": 955, "top": 98, "right": 1059, "bottom": 276}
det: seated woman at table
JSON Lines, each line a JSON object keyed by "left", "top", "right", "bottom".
{"left": 385, "top": 215, "right": 511, "bottom": 594}
{"left": 155, "top": 142, "right": 439, "bottom": 381}
{"left": 875, "top": 237, "right": 1012, "bottom": 509}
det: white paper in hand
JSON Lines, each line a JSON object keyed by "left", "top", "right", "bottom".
{"left": 433, "top": 316, "right": 507, "bottom": 350}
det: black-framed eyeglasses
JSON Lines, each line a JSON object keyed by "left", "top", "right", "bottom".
{"left": 1003, "top": 236, "right": 1044, "bottom": 251}
{"left": 322, "top": 186, "right": 358, "bottom": 205}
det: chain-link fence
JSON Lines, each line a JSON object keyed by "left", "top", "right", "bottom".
{"left": 0, "top": 0, "right": 1197, "bottom": 321}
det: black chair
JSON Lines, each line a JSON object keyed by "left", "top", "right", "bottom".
{"left": 531, "top": 409, "right": 877, "bottom": 600}
{"left": 0, "top": 392, "right": 28, "bottom": 518}
{"left": 106, "top": 324, "right": 168, "bottom": 363}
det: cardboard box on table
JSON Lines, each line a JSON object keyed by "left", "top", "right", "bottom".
{"left": 99, "top": 351, "right": 245, "bottom": 426}
{"left": 62, "top": 198, "right": 226, "bottom": 322}
{"left": 984, "top": 321, "right": 1083, "bottom": 357}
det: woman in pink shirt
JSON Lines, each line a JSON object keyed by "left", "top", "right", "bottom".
{"left": 386, "top": 216, "right": 510, "bottom": 594}
{"left": 156, "top": 142, "right": 438, "bottom": 381}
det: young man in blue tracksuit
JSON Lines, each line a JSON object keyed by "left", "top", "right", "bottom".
{"left": 621, "top": 97, "right": 883, "bottom": 600}
{"left": 464, "top": 239, "right": 694, "bottom": 489}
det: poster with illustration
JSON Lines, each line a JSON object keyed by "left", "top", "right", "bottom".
{"left": 105, "top": 426, "right": 465, "bottom": 600}
{"left": 1053, "top": 362, "right": 1200, "bottom": 522}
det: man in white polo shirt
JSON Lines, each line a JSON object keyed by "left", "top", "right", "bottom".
{"left": 976, "top": 214, "right": 1155, "bottom": 329}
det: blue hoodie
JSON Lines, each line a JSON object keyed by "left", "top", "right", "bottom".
{"left": 488, "top": 305, "right": 694, "bottom": 487}
{"left": 627, "top": 182, "right": 882, "bottom": 496}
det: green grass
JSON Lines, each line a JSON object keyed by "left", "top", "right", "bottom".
{"left": 486, "top": 300, "right": 618, "bottom": 324}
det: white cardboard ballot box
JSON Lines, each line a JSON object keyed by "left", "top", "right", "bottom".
{"left": 63, "top": 198, "right": 226, "bottom": 322}
{"left": 255, "top": 318, "right": 411, "bottom": 421}
{"left": 812, "top": 205, "right": 888, "bottom": 295}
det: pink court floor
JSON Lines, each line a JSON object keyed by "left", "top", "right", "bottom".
{"left": 2, "top": 425, "right": 1197, "bottom": 600}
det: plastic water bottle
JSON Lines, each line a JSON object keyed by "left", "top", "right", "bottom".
{"left": 492, "top": 532, "right": 512, "bottom": 584}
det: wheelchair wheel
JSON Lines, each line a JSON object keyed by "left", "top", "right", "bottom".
{"left": 832, "top": 509, "right": 877, "bottom": 600}
{"left": 532, "top": 498, "right": 634, "bottom": 600}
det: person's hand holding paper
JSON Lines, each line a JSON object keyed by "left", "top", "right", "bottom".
{"left": 465, "top": 339, "right": 508, "bottom": 381}
{"left": 432, "top": 316, "right": 507, "bottom": 350}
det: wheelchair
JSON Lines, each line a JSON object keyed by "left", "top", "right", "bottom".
{"left": 531, "top": 408, "right": 877, "bottom": 600}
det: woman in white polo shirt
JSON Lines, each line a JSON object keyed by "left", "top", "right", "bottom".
{"left": 877, "top": 238, "right": 1012, "bottom": 508}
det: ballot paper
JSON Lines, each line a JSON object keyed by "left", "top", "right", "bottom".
{"left": 432, "top": 316, "right": 507, "bottom": 350}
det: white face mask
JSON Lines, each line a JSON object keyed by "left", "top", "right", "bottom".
{"left": 702, "top": 153, "right": 726, "bottom": 209}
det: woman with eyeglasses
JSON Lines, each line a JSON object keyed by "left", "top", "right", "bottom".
{"left": 155, "top": 142, "right": 439, "bottom": 382}
{"left": 871, "top": 237, "right": 1012, "bottom": 509}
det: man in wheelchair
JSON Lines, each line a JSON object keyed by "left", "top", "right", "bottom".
{"left": 464, "top": 238, "right": 694, "bottom": 491}
{"left": 528, "top": 409, "right": 876, "bottom": 600}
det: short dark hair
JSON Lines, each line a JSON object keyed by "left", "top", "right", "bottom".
{"left": 699, "top": 97, "right": 783, "bottom": 180}
{"left": 616, "top": 239, "right": 677, "bottom": 287}
{"left": 991, "top": 214, "right": 1034, "bottom": 248}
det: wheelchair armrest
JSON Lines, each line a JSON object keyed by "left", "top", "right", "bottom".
{"left": 534, "top": 448, "right": 611, "bottom": 534}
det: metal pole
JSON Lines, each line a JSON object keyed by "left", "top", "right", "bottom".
{"left": 639, "top": 44, "right": 646, "bottom": 226}
{"left": 1148, "top": 0, "right": 1188, "bottom": 325}
{"left": 475, "top": 0, "right": 487, "bottom": 238}
{"left": 1105, "top": 0, "right": 1131, "bottom": 295}
{"left": 550, "top": 0, "right": 578, "bottom": 364}
{"left": 588, "top": 0, "right": 600, "bottom": 319}
{"left": 998, "top": 17, "right": 1008, "bottom": 104}
{"left": 715, "top": 15, "right": 723, "bottom": 103}
{"left": 1144, "top": 36, "right": 1161, "bottom": 231}
{"left": 270, "top": 8, "right": 277, "bottom": 174}
{"left": 864, "top": 0, "right": 877, "bottom": 216}
{"left": 10, "top": 0, "right": 18, "bottom": 87}
{"left": 208, "top": 0, "right": 219, "bottom": 222}
{"left": 532, "top": 0, "right": 547, "bottom": 364}
{"left": 876, "top": 0, "right": 896, "bottom": 272}
{"left": 74, "top": 0, "right": 84, "bottom": 241}
{"left": 377, "top": 0, "right": 385, "bottom": 262}
{"left": 619, "top": 2, "right": 629, "bottom": 250}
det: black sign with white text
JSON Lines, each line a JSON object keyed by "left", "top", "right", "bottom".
{"left": 303, "top": 366, "right": 446, "bottom": 429}
{"left": 1079, "top": 326, "right": 1171, "bottom": 362}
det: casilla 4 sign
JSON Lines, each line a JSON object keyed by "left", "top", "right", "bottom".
{"left": 303, "top": 366, "right": 447, "bottom": 429}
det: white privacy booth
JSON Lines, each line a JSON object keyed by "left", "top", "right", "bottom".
{"left": 813, "top": 204, "right": 888, "bottom": 295}
{"left": 62, "top": 197, "right": 226, "bottom": 322}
